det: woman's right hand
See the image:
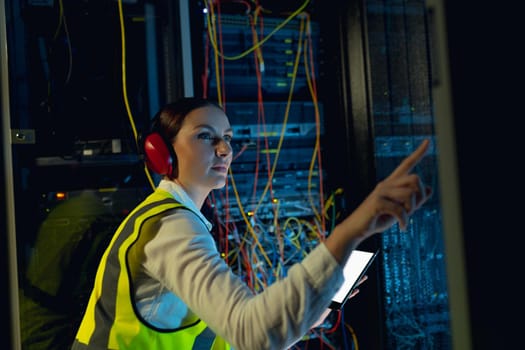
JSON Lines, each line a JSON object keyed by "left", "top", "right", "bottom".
{"left": 345, "top": 138, "right": 433, "bottom": 239}
{"left": 325, "top": 139, "right": 433, "bottom": 263}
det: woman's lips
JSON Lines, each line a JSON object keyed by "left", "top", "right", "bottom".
{"left": 211, "top": 165, "right": 228, "bottom": 173}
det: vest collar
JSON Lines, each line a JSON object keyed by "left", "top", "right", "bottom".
{"left": 157, "top": 179, "right": 213, "bottom": 231}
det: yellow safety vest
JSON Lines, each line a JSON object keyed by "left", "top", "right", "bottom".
{"left": 72, "top": 188, "right": 230, "bottom": 349}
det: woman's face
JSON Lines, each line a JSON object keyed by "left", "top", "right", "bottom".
{"left": 172, "top": 105, "right": 233, "bottom": 196}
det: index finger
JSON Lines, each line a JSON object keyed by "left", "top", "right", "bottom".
{"left": 386, "top": 139, "right": 430, "bottom": 179}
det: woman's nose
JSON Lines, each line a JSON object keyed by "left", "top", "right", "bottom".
{"left": 216, "top": 138, "right": 232, "bottom": 157}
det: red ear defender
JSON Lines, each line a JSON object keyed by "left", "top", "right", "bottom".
{"left": 143, "top": 133, "right": 173, "bottom": 176}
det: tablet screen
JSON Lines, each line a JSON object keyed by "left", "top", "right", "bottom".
{"left": 329, "top": 249, "right": 378, "bottom": 309}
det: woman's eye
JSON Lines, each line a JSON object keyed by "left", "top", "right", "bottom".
{"left": 197, "top": 133, "right": 213, "bottom": 140}
{"left": 198, "top": 132, "right": 232, "bottom": 143}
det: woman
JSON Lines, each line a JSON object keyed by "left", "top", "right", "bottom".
{"left": 72, "top": 97, "right": 432, "bottom": 349}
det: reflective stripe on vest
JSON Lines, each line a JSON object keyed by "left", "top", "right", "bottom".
{"left": 72, "top": 189, "right": 230, "bottom": 349}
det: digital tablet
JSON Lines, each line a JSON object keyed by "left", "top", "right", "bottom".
{"left": 329, "top": 249, "right": 378, "bottom": 309}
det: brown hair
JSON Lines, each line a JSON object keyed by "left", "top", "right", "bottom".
{"left": 149, "top": 97, "right": 223, "bottom": 178}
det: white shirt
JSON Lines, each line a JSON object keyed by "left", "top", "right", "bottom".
{"left": 134, "top": 180, "right": 344, "bottom": 350}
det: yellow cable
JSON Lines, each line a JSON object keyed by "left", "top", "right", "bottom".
{"left": 282, "top": 217, "right": 303, "bottom": 250}
{"left": 53, "top": 0, "right": 64, "bottom": 39}
{"left": 301, "top": 15, "right": 326, "bottom": 228}
{"left": 344, "top": 323, "right": 360, "bottom": 350}
{"left": 228, "top": 168, "right": 273, "bottom": 268}
{"left": 254, "top": 16, "right": 306, "bottom": 214}
{"left": 117, "top": 0, "right": 155, "bottom": 191}
{"left": 205, "top": 0, "right": 311, "bottom": 61}
{"left": 117, "top": 0, "right": 138, "bottom": 147}
{"left": 206, "top": 1, "right": 224, "bottom": 104}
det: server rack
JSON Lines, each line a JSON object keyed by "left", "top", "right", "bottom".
{"left": 190, "top": 0, "right": 461, "bottom": 349}
{"left": 2, "top": 1, "right": 169, "bottom": 348}
{"left": 366, "top": 2, "right": 450, "bottom": 349}
{"left": 190, "top": 1, "right": 464, "bottom": 349}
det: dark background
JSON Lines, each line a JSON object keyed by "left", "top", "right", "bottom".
{"left": 445, "top": 1, "right": 522, "bottom": 348}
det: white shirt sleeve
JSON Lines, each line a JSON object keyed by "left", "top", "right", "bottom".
{"left": 141, "top": 209, "right": 344, "bottom": 350}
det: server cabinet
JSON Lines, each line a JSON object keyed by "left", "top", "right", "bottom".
{"left": 190, "top": 0, "right": 466, "bottom": 349}
{"left": 2, "top": 1, "right": 172, "bottom": 348}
